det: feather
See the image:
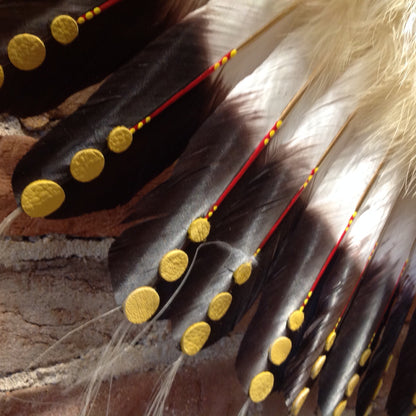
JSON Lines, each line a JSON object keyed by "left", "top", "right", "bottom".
{"left": 317, "top": 197, "right": 416, "bottom": 416}
{"left": 235, "top": 119, "right": 389, "bottom": 401}
{"left": 282, "top": 160, "right": 402, "bottom": 411}
{"left": 0, "top": 0, "right": 207, "bottom": 115}
{"left": 356, "top": 257, "right": 416, "bottom": 416}
{"left": 386, "top": 301, "right": 416, "bottom": 416}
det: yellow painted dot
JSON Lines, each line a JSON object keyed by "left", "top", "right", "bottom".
{"left": 187, "top": 217, "right": 210, "bottom": 243}
{"left": 213, "top": 205, "right": 218, "bottom": 211}
{"left": 86, "top": 11, "right": 94, "bottom": 20}
{"left": 345, "top": 373, "right": 360, "bottom": 397}
{"left": 291, "top": 387, "right": 310, "bottom": 416}
{"left": 107, "top": 126, "right": 133, "bottom": 153}
{"left": 363, "top": 405, "right": 373, "bottom": 416}
{"left": 412, "top": 392, "right": 416, "bottom": 406}
{"left": 214, "top": 62, "right": 220, "bottom": 70}
{"left": 333, "top": 400, "right": 347, "bottom": 416}
{"left": 138, "top": 121, "right": 144, "bottom": 129}
{"left": 70, "top": 148, "right": 105, "bottom": 182}
{"left": 123, "top": 286, "right": 160, "bottom": 324}
{"left": 159, "top": 249, "right": 188, "bottom": 282}
{"left": 372, "top": 379, "right": 383, "bottom": 399}
{"left": 145, "top": 116, "right": 151, "bottom": 123}
{"left": 276, "top": 120, "right": 283, "bottom": 129}
{"left": 50, "top": 15, "right": 79, "bottom": 45}
{"left": 384, "top": 354, "right": 393, "bottom": 372}
{"left": 93, "top": 7, "right": 101, "bottom": 14}
{"left": 208, "top": 211, "right": 213, "bottom": 218}
{"left": 230, "top": 49, "right": 237, "bottom": 57}
{"left": 222, "top": 56, "right": 228, "bottom": 64}
{"left": 0, "top": 65, "right": 4, "bottom": 88}
{"left": 8, "top": 34, "right": 46, "bottom": 71}
{"left": 77, "top": 17, "right": 85, "bottom": 24}
{"left": 207, "top": 292, "right": 232, "bottom": 321}
{"left": 269, "top": 336, "right": 292, "bottom": 366}
{"left": 233, "top": 262, "right": 252, "bottom": 285}
{"left": 325, "top": 331, "right": 337, "bottom": 352}
{"left": 269, "top": 129, "right": 275, "bottom": 137}
{"left": 180, "top": 321, "right": 211, "bottom": 356}
{"left": 311, "top": 355, "right": 326, "bottom": 379}
{"left": 359, "top": 348, "right": 372, "bottom": 367}
{"left": 21, "top": 179, "right": 65, "bottom": 218}
{"left": 264, "top": 138, "right": 270, "bottom": 145}
{"left": 249, "top": 371, "right": 274, "bottom": 403}
{"left": 288, "top": 310, "right": 304, "bottom": 331}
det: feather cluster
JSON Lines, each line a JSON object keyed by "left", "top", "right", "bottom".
{"left": 1, "top": 0, "right": 416, "bottom": 415}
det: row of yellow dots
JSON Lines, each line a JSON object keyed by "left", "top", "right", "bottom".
{"left": 77, "top": 7, "right": 102, "bottom": 24}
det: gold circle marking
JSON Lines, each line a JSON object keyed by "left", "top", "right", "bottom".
{"left": 333, "top": 400, "right": 347, "bottom": 416}
{"left": 325, "top": 331, "right": 337, "bottom": 352}
{"left": 359, "top": 348, "right": 372, "bottom": 367}
{"left": 269, "top": 336, "right": 292, "bottom": 366}
{"left": 107, "top": 126, "right": 133, "bottom": 153}
{"left": 233, "top": 262, "right": 252, "bottom": 285}
{"left": 159, "top": 249, "right": 189, "bottom": 282}
{"left": 123, "top": 286, "right": 160, "bottom": 324}
{"left": 291, "top": 387, "right": 310, "bottom": 416}
{"left": 346, "top": 373, "right": 360, "bottom": 397}
{"left": 249, "top": 371, "right": 274, "bottom": 403}
{"left": 207, "top": 292, "right": 232, "bottom": 321}
{"left": 180, "top": 321, "right": 211, "bottom": 356}
{"left": 50, "top": 15, "right": 79, "bottom": 45}
{"left": 21, "top": 180, "right": 65, "bottom": 217}
{"left": 187, "top": 217, "right": 210, "bottom": 242}
{"left": 0, "top": 65, "right": 4, "bottom": 88}
{"left": 70, "top": 149, "right": 105, "bottom": 182}
{"left": 8, "top": 34, "right": 46, "bottom": 70}
{"left": 311, "top": 355, "right": 327, "bottom": 380}
{"left": 288, "top": 309, "right": 304, "bottom": 331}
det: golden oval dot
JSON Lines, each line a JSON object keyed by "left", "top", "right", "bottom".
{"left": 233, "top": 262, "right": 252, "bottom": 285}
{"left": 359, "top": 348, "right": 372, "bottom": 367}
{"left": 288, "top": 309, "right": 304, "bottom": 332}
{"left": 291, "top": 387, "right": 310, "bottom": 416}
{"left": 50, "top": 15, "right": 79, "bottom": 45}
{"left": 187, "top": 217, "right": 210, "bottom": 243}
{"left": 333, "top": 400, "right": 347, "bottom": 416}
{"left": 345, "top": 373, "right": 360, "bottom": 397}
{"left": 372, "top": 379, "right": 383, "bottom": 400}
{"left": 207, "top": 292, "right": 232, "bottom": 321}
{"left": 70, "top": 148, "right": 105, "bottom": 182}
{"left": 412, "top": 392, "right": 416, "bottom": 406}
{"left": 21, "top": 179, "right": 65, "bottom": 218}
{"left": 159, "top": 249, "right": 188, "bottom": 282}
{"left": 311, "top": 355, "right": 327, "bottom": 380}
{"left": 269, "top": 336, "right": 292, "bottom": 366}
{"left": 93, "top": 7, "right": 101, "bottom": 14}
{"left": 8, "top": 33, "right": 46, "bottom": 71}
{"left": 180, "top": 321, "right": 211, "bottom": 356}
{"left": 107, "top": 125, "right": 133, "bottom": 153}
{"left": 0, "top": 65, "right": 4, "bottom": 88}
{"left": 86, "top": 11, "right": 94, "bottom": 20}
{"left": 363, "top": 405, "right": 373, "bottom": 416}
{"left": 384, "top": 354, "right": 393, "bottom": 372}
{"left": 325, "top": 331, "right": 337, "bottom": 352}
{"left": 123, "top": 286, "right": 160, "bottom": 324}
{"left": 249, "top": 371, "right": 274, "bottom": 403}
